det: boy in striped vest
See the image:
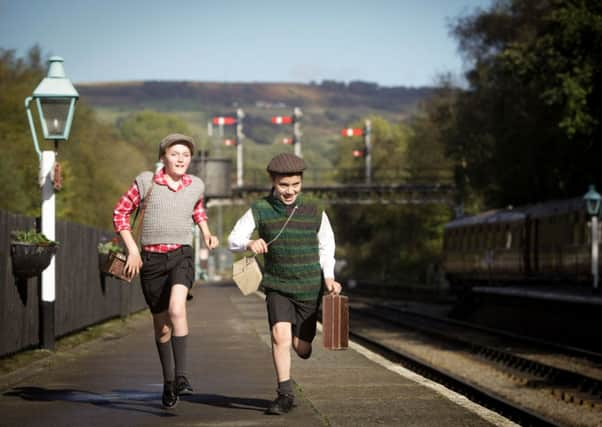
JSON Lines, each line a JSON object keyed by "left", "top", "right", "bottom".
{"left": 228, "top": 153, "right": 342, "bottom": 415}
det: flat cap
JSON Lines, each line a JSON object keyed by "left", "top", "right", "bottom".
{"left": 158, "top": 133, "right": 195, "bottom": 159}
{"left": 267, "top": 152, "right": 306, "bottom": 174}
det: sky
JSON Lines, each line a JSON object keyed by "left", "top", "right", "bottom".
{"left": 0, "top": 0, "right": 491, "bottom": 87}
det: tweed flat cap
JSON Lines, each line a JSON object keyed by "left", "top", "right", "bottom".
{"left": 266, "top": 153, "right": 306, "bottom": 174}
{"left": 158, "top": 133, "right": 195, "bottom": 159}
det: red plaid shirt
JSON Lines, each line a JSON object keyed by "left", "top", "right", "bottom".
{"left": 113, "top": 169, "right": 208, "bottom": 253}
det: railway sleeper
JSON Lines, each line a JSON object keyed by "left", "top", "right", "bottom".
{"left": 546, "top": 384, "right": 602, "bottom": 409}
{"left": 563, "top": 390, "right": 602, "bottom": 408}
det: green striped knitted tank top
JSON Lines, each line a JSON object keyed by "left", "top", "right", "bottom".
{"left": 251, "top": 194, "right": 322, "bottom": 301}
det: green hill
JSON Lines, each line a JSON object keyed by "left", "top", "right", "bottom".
{"left": 77, "top": 80, "right": 432, "bottom": 112}
{"left": 76, "top": 80, "right": 434, "bottom": 182}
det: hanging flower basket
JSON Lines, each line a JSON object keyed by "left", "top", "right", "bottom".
{"left": 10, "top": 230, "right": 59, "bottom": 279}
{"left": 10, "top": 242, "right": 57, "bottom": 278}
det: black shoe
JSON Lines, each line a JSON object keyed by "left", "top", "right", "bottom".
{"left": 176, "top": 375, "right": 193, "bottom": 395}
{"left": 265, "top": 393, "right": 294, "bottom": 415}
{"left": 162, "top": 381, "right": 178, "bottom": 409}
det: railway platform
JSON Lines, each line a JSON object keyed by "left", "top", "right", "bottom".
{"left": 0, "top": 282, "right": 515, "bottom": 426}
{"left": 472, "top": 283, "right": 602, "bottom": 305}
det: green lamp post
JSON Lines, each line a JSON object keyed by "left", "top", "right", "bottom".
{"left": 24, "top": 56, "right": 79, "bottom": 350}
{"left": 583, "top": 185, "right": 601, "bottom": 293}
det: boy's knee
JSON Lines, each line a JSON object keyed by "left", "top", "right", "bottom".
{"left": 168, "top": 304, "right": 186, "bottom": 322}
{"left": 271, "top": 326, "right": 292, "bottom": 347}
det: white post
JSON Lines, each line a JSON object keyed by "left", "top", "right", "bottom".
{"left": 236, "top": 108, "right": 244, "bottom": 187}
{"left": 40, "top": 150, "right": 56, "bottom": 349}
{"left": 236, "top": 143, "right": 243, "bottom": 187}
{"left": 217, "top": 123, "right": 223, "bottom": 156}
{"left": 592, "top": 216, "right": 599, "bottom": 292}
{"left": 293, "top": 107, "right": 302, "bottom": 158}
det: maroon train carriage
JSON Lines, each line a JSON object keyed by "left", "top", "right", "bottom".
{"left": 443, "top": 197, "right": 594, "bottom": 291}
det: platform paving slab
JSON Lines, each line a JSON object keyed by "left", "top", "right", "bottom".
{"left": 0, "top": 282, "right": 512, "bottom": 426}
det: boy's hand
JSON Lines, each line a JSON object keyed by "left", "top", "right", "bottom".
{"left": 247, "top": 239, "right": 268, "bottom": 254}
{"left": 204, "top": 234, "right": 219, "bottom": 250}
{"left": 125, "top": 250, "right": 143, "bottom": 279}
{"left": 324, "top": 278, "right": 342, "bottom": 295}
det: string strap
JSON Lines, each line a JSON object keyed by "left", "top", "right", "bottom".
{"left": 248, "top": 205, "right": 298, "bottom": 258}
{"left": 266, "top": 205, "right": 298, "bottom": 247}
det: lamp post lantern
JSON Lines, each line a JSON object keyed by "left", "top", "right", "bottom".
{"left": 584, "top": 185, "right": 601, "bottom": 293}
{"left": 24, "top": 56, "right": 78, "bottom": 350}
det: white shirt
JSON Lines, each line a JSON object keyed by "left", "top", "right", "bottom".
{"left": 228, "top": 208, "right": 336, "bottom": 279}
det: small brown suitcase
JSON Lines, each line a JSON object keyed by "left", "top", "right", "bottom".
{"left": 322, "top": 294, "right": 349, "bottom": 350}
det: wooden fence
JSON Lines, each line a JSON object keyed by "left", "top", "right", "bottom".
{"left": 0, "top": 209, "right": 147, "bottom": 358}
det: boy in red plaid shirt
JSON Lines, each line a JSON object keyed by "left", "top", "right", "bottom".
{"left": 113, "top": 134, "right": 218, "bottom": 409}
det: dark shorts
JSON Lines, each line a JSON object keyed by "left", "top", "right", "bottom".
{"left": 140, "top": 245, "right": 194, "bottom": 314}
{"left": 266, "top": 291, "right": 319, "bottom": 343}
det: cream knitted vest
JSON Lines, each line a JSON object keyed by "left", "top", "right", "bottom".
{"left": 135, "top": 171, "right": 205, "bottom": 246}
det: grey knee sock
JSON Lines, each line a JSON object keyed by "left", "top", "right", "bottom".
{"left": 172, "top": 335, "right": 188, "bottom": 378}
{"left": 278, "top": 379, "right": 293, "bottom": 396}
{"left": 155, "top": 340, "right": 175, "bottom": 382}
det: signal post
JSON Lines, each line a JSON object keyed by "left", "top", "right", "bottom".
{"left": 213, "top": 111, "right": 244, "bottom": 187}
{"left": 271, "top": 107, "right": 303, "bottom": 157}
{"left": 341, "top": 119, "right": 372, "bottom": 184}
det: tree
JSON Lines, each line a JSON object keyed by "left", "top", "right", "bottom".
{"left": 447, "top": 0, "right": 602, "bottom": 207}
{"left": 0, "top": 47, "right": 149, "bottom": 229}
{"left": 118, "top": 110, "right": 192, "bottom": 167}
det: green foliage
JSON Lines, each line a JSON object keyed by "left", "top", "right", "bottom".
{"left": 0, "top": 47, "right": 46, "bottom": 217}
{"left": 446, "top": 0, "right": 602, "bottom": 207}
{"left": 329, "top": 116, "right": 455, "bottom": 282}
{"left": 117, "top": 110, "right": 192, "bottom": 165}
{"left": 0, "top": 47, "right": 151, "bottom": 230}
{"left": 97, "top": 240, "right": 122, "bottom": 254}
{"left": 333, "top": 116, "right": 411, "bottom": 184}
{"left": 11, "top": 229, "right": 57, "bottom": 246}
{"left": 0, "top": 46, "right": 450, "bottom": 285}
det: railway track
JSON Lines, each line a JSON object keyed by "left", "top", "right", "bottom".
{"left": 348, "top": 299, "right": 602, "bottom": 426}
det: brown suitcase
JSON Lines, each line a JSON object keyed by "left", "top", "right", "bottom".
{"left": 322, "top": 294, "right": 349, "bottom": 350}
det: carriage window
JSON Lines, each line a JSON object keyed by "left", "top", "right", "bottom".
{"left": 505, "top": 228, "right": 512, "bottom": 249}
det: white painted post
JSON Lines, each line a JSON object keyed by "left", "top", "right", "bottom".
{"left": 40, "top": 150, "right": 56, "bottom": 349}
